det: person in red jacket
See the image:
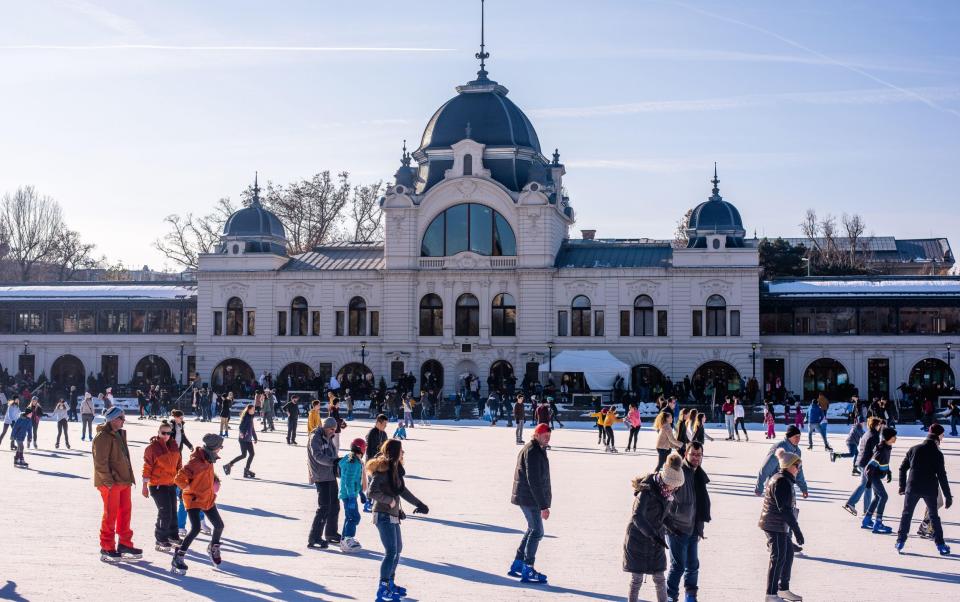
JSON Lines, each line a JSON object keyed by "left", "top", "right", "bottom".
{"left": 142, "top": 420, "right": 183, "bottom": 551}
{"left": 172, "top": 434, "right": 225, "bottom": 573}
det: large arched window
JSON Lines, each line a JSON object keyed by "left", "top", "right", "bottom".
{"left": 491, "top": 293, "right": 516, "bottom": 336}
{"left": 226, "top": 297, "right": 244, "bottom": 335}
{"left": 706, "top": 294, "right": 726, "bottom": 336}
{"left": 290, "top": 296, "right": 308, "bottom": 336}
{"left": 420, "top": 203, "right": 516, "bottom": 257}
{"left": 571, "top": 295, "right": 591, "bottom": 337}
{"left": 348, "top": 296, "right": 367, "bottom": 336}
{"left": 419, "top": 294, "right": 443, "bottom": 336}
{"left": 455, "top": 293, "right": 480, "bottom": 337}
{"left": 633, "top": 295, "right": 654, "bottom": 337}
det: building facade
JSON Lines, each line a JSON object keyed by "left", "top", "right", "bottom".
{"left": 2, "top": 64, "right": 956, "bottom": 406}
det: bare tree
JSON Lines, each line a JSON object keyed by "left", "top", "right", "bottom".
{"left": 799, "top": 208, "right": 869, "bottom": 274}
{"left": 262, "top": 171, "right": 351, "bottom": 253}
{"left": 154, "top": 198, "right": 236, "bottom": 270}
{"left": 348, "top": 181, "right": 384, "bottom": 242}
{"left": 0, "top": 186, "right": 65, "bottom": 281}
{"left": 50, "top": 227, "right": 97, "bottom": 280}
{"left": 842, "top": 212, "right": 866, "bottom": 266}
{"left": 673, "top": 208, "right": 693, "bottom": 248}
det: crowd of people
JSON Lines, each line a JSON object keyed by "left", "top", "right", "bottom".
{"left": 3, "top": 378, "right": 956, "bottom": 602}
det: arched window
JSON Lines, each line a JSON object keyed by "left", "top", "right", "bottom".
{"left": 455, "top": 293, "right": 480, "bottom": 337}
{"left": 290, "top": 296, "right": 308, "bottom": 336}
{"left": 419, "top": 294, "right": 443, "bottom": 336}
{"left": 463, "top": 153, "right": 473, "bottom": 176}
{"left": 571, "top": 295, "right": 591, "bottom": 337}
{"left": 633, "top": 295, "right": 654, "bottom": 337}
{"left": 491, "top": 293, "right": 516, "bottom": 337}
{"left": 226, "top": 297, "right": 244, "bottom": 335}
{"left": 348, "top": 296, "right": 367, "bottom": 336}
{"left": 420, "top": 203, "right": 516, "bottom": 257}
{"left": 706, "top": 294, "right": 726, "bottom": 336}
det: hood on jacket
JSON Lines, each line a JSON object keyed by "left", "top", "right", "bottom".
{"left": 366, "top": 455, "right": 393, "bottom": 474}
{"left": 187, "top": 446, "right": 211, "bottom": 464}
{"left": 632, "top": 472, "right": 657, "bottom": 494}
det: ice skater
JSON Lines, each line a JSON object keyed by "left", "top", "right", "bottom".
{"left": 625, "top": 403, "right": 642, "bottom": 452}
{"left": 93, "top": 407, "right": 142, "bottom": 562}
{"left": 1, "top": 397, "right": 21, "bottom": 450}
{"left": 141, "top": 421, "right": 183, "bottom": 552}
{"left": 755, "top": 426, "right": 809, "bottom": 504}
{"left": 860, "top": 427, "right": 897, "bottom": 534}
{"left": 11, "top": 406, "right": 31, "bottom": 467}
{"left": 509, "top": 423, "right": 552, "bottom": 584}
{"left": 895, "top": 423, "right": 952, "bottom": 555}
{"left": 172, "top": 434, "right": 226, "bottom": 573}
{"left": 337, "top": 437, "right": 368, "bottom": 552}
{"left": 842, "top": 416, "right": 882, "bottom": 516}
{"left": 308, "top": 417, "right": 341, "bottom": 549}
{"left": 654, "top": 410, "right": 682, "bottom": 471}
{"left": 831, "top": 414, "right": 864, "bottom": 474}
{"left": 52, "top": 398, "right": 70, "bottom": 449}
{"left": 223, "top": 404, "right": 258, "bottom": 478}
{"left": 758, "top": 448, "right": 805, "bottom": 602}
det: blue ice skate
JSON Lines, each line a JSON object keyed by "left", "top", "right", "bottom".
{"left": 520, "top": 564, "right": 547, "bottom": 584}
{"left": 508, "top": 558, "right": 524, "bottom": 577}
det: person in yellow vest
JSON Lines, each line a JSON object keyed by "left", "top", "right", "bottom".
{"left": 307, "top": 399, "right": 323, "bottom": 434}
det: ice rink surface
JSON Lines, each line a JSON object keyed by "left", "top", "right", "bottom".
{"left": 3, "top": 416, "right": 958, "bottom": 601}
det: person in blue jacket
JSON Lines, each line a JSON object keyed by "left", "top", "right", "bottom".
{"left": 756, "top": 426, "right": 809, "bottom": 499}
{"left": 807, "top": 396, "right": 832, "bottom": 451}
{"left": 12, "top": 407, "right": 33, "bottom": 467}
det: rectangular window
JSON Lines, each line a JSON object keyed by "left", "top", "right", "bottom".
{"left": 760, "top": 309, "right": 793, "bottom": 335}
{"left": 899, "top": 307, "right": 960, "bottom": 335}
{"left": 318, "top": 363, "right": 333, "bottom": 387}
{"left": 78, "top": 309, "right": 95, "bottom": 333}
{"left": 131, "top": 310, "right": 146, "bottom": 333}
{"left": 859, "top": 307, "right": 895, "bottom": 335}
{"left": 730, "top": 310, "right": 741, "bottom": 336}
{"left": 557, "top": 310, "right": 568, "bottom": 337}
{"left": 277, "top": 311, "right": 287, "bottom": 336}
{"left": 619, "top": 310, "right": 630, "bottom": 336}
{"left": 47, "top": 310, "right": 64, "bottom": 333}
{"left": 213, "top": 311, "right": 223, "bottom": 336}
{"left": 0, "top": 310, "right": 12, "bottom": 334}
{"left": 187, "top": 356, "right": 197, "bottom": 383}
{"left": 311, "top": 310, "right": 320, "bottom": 336}
{"left": 101, "top": 355, "right": 118, "bottom": 385}
{"left": 391, "top": 361, "right": 405, "bottom": 383}
{"left": 335, "top": 311, "right": 345, "bottom": 336}
{"left": 144, "top": 309, "right": 160, "bottom": 334}
{"left": 16, "top": 311, "right": 43, "bottom": 333}
{"left": 706, "top": 308, "right": 726, "bottom": 336}
{"left": 868, "top": 358, "right": 890, "bottom": 401}
{"left": 182, "top": 308, "right": 197, "bottom": 334}
{"left": 594, "top": 310, "right": 604, "bottom": 336}
{"left": 246, "top": 311, "right": 255, "bottom": 336}
{"left": 63, "top": 310, "right": 79, "bottom": 333}
{"left": 370, "top": 311, "right": 380, "bottom": 336}
{"left": 657, "top": 310, "right": 668, "bottom": 336}
{"left": 692, "top": 310, "right": 703, "bottom": 337}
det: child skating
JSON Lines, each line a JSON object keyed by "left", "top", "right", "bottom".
{"left": 338, "top": 438, "right": 368, "bottom": 552}
{"left": 172, "top": 434, "right": 226, "bottom": 574}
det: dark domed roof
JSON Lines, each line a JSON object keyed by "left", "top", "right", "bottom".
{"left": 688, "top": 197, "right": 743, "bottom": 230}
{"left": 419, "top": 81, "right": 540, "bottom": 152}
{"left": 223, "top": 199, "right": 286, "bottom": 239}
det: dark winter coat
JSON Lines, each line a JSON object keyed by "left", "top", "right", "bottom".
{"left": 307, "top": 428, "right": 338, "bottom": 483}
{"left": 511, "top": 439, "right": 551, "bottom": 510}
{"left": 218, "top": 398, "right": 232, "bottom": 418}
{"left": 535, "top": 404, "right": 550, "bottom": 425}
{"left": 171, "top": 420, "right": 193, "bottom": 452}
{"left": 758, "top": 470, "right": 802, "bottom": 536}
{"left": 365, "top": 426, "right": 388, "bottom": 461}
{"left": 513, "top": 400, "right": 525, "bottom": 422}
{"left": 857, "top": 427, "right": 881, "bottom": 468}
{"left": 11, "top": 415, "right": 31, "bottom": 442}
{"left": 237, "top": 412, "right": 258, "bottom": 443}
{"left": 898, "top": 436, "right": 952, "bottom": 499}
{"left": 666, "top": 461, "right": 712, "bottom": 537}
{"left": 623, "top": 473, "right": 670, "bottom": 574}
{"left": 845, "top": 422, "right": 864, "bottom": 448}
{"left": 366, "top": 456, "right": 424, "bottom": 519}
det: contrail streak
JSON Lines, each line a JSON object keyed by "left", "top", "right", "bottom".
{"left": 0, "top": 44, "right": 454, "bottom": 52}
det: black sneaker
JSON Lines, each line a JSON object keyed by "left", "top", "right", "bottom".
{"left": 307, "top": 539, "right": 329, "bottom": 549}
{"left": 327, "top": 534, "right": 342, "bottom": 545}
{"left": 117, "top": 544, "right": 143, "bottom": 559}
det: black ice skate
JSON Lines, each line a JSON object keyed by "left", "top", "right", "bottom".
{"left": 117, "top": 544, "right": 143, "bottom": 560}
{"left": 170, "top": 549, "right": 188, "bottom": 574}
{"left": 207, "top": 543, "right": 222, "bottom": 567}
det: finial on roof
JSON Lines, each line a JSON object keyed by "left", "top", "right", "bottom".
{"left": 709, "top": 162, "right": 722, "bottom": 201}
{"left": 474, "top": 0, "right": 490, "bottom": 81}
{"left": 552, "top": 148, "right": 560, "bottom": 165}
{"left": 465, "top": 121, "right": 472, "bottom": 139}
{"left": 252, "top": 171, "right": 262, "bottom": 207}
{"left": 401, "top": 139, "right": 411, "bottom": 166}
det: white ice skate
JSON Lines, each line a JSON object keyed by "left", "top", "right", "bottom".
{"left": 777, "top": 591, "right": 802, "bottom": 602}
{"left": 340, "top": 537, "right": 362, "bottom": 553}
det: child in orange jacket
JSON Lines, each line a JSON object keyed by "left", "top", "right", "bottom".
{"left": 171, "top": 434, "right": 225, "bottom": 573}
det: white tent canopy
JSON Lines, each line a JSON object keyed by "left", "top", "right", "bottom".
{"left": 539, "top": 349, "right": 630, "bottom": 390}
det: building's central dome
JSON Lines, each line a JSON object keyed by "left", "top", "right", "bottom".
{"left": 418, "top": 82, "right": 540, "bottom": 152}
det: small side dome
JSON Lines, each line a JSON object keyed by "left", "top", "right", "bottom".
{"left": 686, "top": 165, "right": 746, "bottom": 248}
{"left": 219, "top": 175, "right": 288, "bottom": 255}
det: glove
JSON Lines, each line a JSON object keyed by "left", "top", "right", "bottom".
{"left": 414, "top": 503, "right": 429, "bottom": 515}
{"left": 947, "top": 496, "right": 953, "bottom": 509}
{"left": 359, "top": 491, "right": 368, "bottom": 505}
{"left": 898, "top": 488, "right": 905, "bottom": 496}
{"left": 885, "top": 473, "right": 892, "bottom": 484}
{"left": 794, "top": 529, "right": 805, "bottom": 546}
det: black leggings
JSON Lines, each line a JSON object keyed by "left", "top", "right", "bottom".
{"left": 287, "top": 417, "right": 298, "bottom": 443}
{"left": 627, "top": 426, "right": 640, "bottom": 449}
{"left": 181, "top": 506, "right": 223, "bottom": 551}
{"left": 604, "top": 426, "right": 615, "bottom": 447}
{"left": 227, "top": 441, "right": 255, "bottom": 472}
{"left": 597, "top": 424, "right": 604, "bottom": 443}
{"left": 656, "top": 448, "right": 670, "bottom": 471}
{"left": 764, "top": 530, "right": 793, "bottom": 595}
{"left": 56, "top": 419, "right": 69, "bottom": 447}
{"left": 735, "top": 417, "right": 748, "bottom": 437}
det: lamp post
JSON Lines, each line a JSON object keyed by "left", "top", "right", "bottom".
{"left": 179, "top": 343, "right": 185, "bottom": 387}
{"left": 947, "top": 342, "right": 954, "bottom": 387}
{"left": 360, "top": 341, "right": 367, "bottom": 368}
{"left": 22, "top": 340, "right": 28, "bottom": 356}
{"left": 547, "top": 341, "right": 554, "bottom": 374}
{"left": 751, "top": 342, "right": 758, "bottom": 380}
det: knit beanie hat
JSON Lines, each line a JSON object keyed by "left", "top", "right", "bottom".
{"left": 776, "top": 447, "right": 801, "bottom": 469}
{"left": 202, "top": 433, "right": 224, "bottom": 452}
{"left": 659, "top": 452, "right": 685, "bottom": 489}
{"left": 928, "top": 423, "right": 945, "bottom": 437}
{"left": 881, "top": 427, "right": 898, "bottom": 441}
{"left": 785, "top": 425, "right": 801, "bottom": 438}
{"left": 533, "top": 423, "right": 551, "bottom": 435}
{"left": 322, "top": 417, "right": 338, "bottom": 430}
{"left": 104, "top": 406, "right": 124, "bottom": 421}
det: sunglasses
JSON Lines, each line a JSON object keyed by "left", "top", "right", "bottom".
{"left": 160, "top": 431, "right": 172, "bottom": 436}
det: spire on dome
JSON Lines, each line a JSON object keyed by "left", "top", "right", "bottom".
{"left": 251, "top": 171, "right": 262, "bottom": 207}
{"left": 552, "top": 148, "right": 561, "bottom": 166}
{"left": 709, "top": 162, "right": 722, "bottom": 202}
{"left": 401, "top": 139, "right": 411, "bottom": 167}
{"left": 474, "top": 0, "right": 490, "bottom": 82}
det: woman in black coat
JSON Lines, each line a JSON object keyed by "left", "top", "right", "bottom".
{"left": 623, "top": 452, "right": 685, "bottom": 602}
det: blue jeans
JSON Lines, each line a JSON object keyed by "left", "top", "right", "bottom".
{"left": 865, "top": 472, "right": 889, "bottom": 519}
{"left": 176, "top": 487, "right": 204, "bottom": 529}
{"left": 666, "top": 531, "right": 700, "bottom": 599}
{"left": 375, "top": 513, "right": 403, "bottom": 582}
{"left": 846, "top": 471, "right": 873, "bottom": 512}
{"left": 517, "top": 505, "right": 544, "bottom": 565}
{"left": 951, "top": 415, "right": 958, "bottom": 436}
{"left": 342, "top": 497, "right": 360, "bottom": 538}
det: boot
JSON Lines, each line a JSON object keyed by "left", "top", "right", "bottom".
{"left": 872, "top": 519, "right": 893, "bottom": 534}
{"left": 860, "top": 515, "right": 875, "bottom": 529}
{"left": 777, "top": 591, "right": 802, "bottom": 601}
{"left": 508, "top": 557, "right": 524, "bottom": 577}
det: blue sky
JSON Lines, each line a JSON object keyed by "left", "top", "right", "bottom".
{"left": 1, "top": 0, "right": 958, "bottom": 269}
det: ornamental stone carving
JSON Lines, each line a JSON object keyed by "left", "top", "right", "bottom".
{"left": 221, "top": 282, "right": 249, "bottom": 302}
{"left": 564, "top": 280, "right": 598, "bottom": 296}
{"left": 626, "top": 279, "right": 661, "bottom": 300}
{"left": 700, "top": 279, "right": 733, "bottom": 298}
{"left": 343, "top": 282, "right": 373, "bottom": 299}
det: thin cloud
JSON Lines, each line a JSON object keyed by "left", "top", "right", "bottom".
{"left": 531, "top": 86, "right": 960, "bottom": 118}
{"left": 665, "top": 0, "right": 960, "bottom": 120}
{"left": 618, "top": 48, "right": 941, "bottom": 74}
{"left": 0, "top": 44, "right": 454, "bottom": 53}
{"left": 61, "top": 0, "right": 143, "bottom": 37}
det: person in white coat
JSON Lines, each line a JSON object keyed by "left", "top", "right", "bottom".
{"left": 0, "top": 398, "right": 21, "bottom": 449}
{"left": 80, "top": 392, "right": 96, "bottom": 441}
{"left": 734, "top": 397, "right": 749, "bottom": 442}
